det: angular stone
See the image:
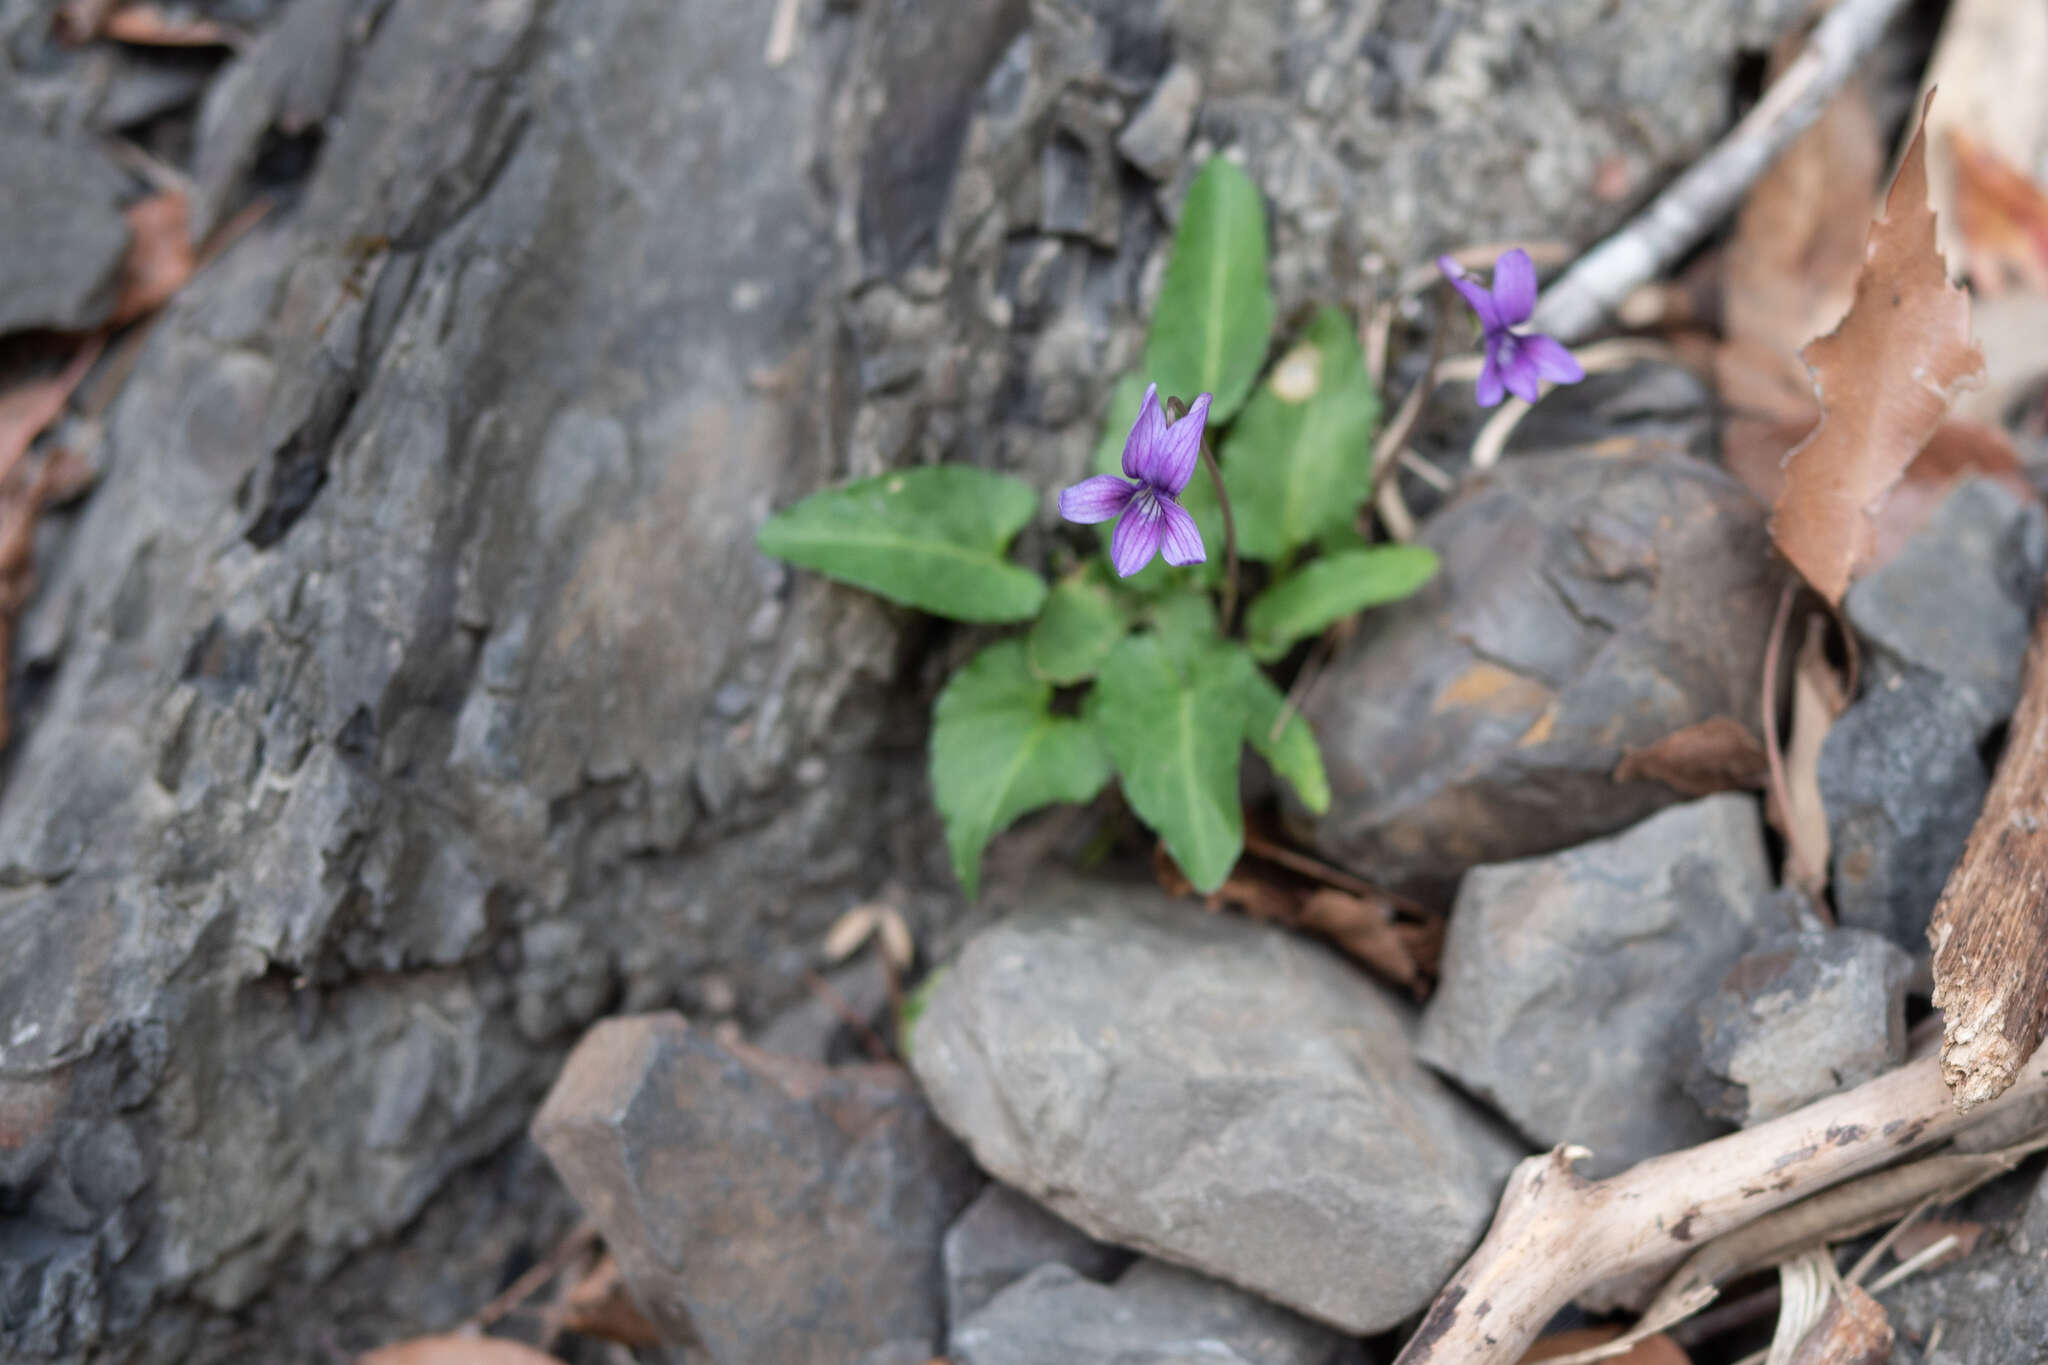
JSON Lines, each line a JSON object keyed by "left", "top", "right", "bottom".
{"left": 1117, "top": 63, "right": 1202, "bottom": 181}
{"left": 1686, "top": 929, "right": 1911, "bottom": 1127}
{"left": 1820, "top": 664, "right": 1989, "bottom": 951}
{"left": 952, "top": 1261, "right": 1340, "bottom": 1365}
{"left": 1296, "top": 451, "right": 1786, "bottom": 903}
{"left": 532, "top": 1013, "right": 980, "bottom": 1365}
{"left": 944, "top": 1183, "right": 1129, "bottom": 1326}
{"left": 1418, "top": 795, "right": 1773, "bottom": 1175}
{"left": 1844, "top": 477, "right": 2047, "bottom": 730}
{"left": 0, "top": 124, "right": 131, "bottom": 334}
{"left": 909, "top": 879, "right": 1524, "bottom": 1334}
{"left": 1878, "top": 1169, "right": 2048, "bottom": 1363}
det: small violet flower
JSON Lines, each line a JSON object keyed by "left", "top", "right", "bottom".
{"left": 1059, "top": 383, "right": 1210, "bottom": 578}
{"left": 1437, "top": 248, "right": 1585, "bottom": 407}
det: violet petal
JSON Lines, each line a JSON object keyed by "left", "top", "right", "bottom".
{"left": 1498, "top": 337, "right": 1543, "bottom": 404}
{"left": 1122, "top": 383, "right": 1169, "bottom": 481}
{"left": 1059, "top": 475, "right": 1138, "bottom": 524}
{"left": 1518, "top": 332, "right": 1585, "bottom": 385}
{"left": 1146, "top": 391, "right": 1210, "bottom": 495}
{"left": 1110, "top": 489, "right": 1166, "bottom": 577}
{"left": 1157, "top": 497, "right": 1206, "bottom": 566}
{"left": 1439, "top": 256, "right": 1502, "bottom": 331}
{"left": 1474, "top": 336, "right": 1508, "bottom": 408}
{"left": 1489, "top": 249, "right": 1537, "bottom": 325}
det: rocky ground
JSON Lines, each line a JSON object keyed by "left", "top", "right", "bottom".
{"left": 1, "top": 0, "right": 2044, "bottom": 1362}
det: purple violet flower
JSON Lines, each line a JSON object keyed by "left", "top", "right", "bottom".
{"left": 1059, "top": 383, "right": 1211, "bottom": 578}
{"left": 1437, "top": 249, "right": 1585, "bottom": 407}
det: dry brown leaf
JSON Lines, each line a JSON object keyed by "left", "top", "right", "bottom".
{"left": 1771, "top": 96, "right": 1985, "bottom": 607}
{"left": 1951, "top": 131, "right": 2048, "bottom": 297}
{"left": 1613, "top": 717, "right": 1770, "bottom": 798}
{"left": 355, "top": 1336, "right": 567, "bottom": 1365}
{"left": 1867, "top": 418, "right": 2036, "bottom": 571}
{"left": 100, "top": 4, "right": 237, "bottom": 46}
{"left": 1917, "top": 0, "right": 2048, "bottom": 273}
{"left": 1521, "top": 1326, "right": 1690, "bottom": 1364}
{"left": 0, "top": 342, "right": 100, "bottom": 489}
{"left": 1889, "top": 1217, "right": 1984, "bottom": 1268}
{"left": 1778, "top": 616, "right": 1846, "bottom": 900}
{"left": 1786, "top": 1281, "right": 1893, "bottom": 1365}
{"left": 558, "top": 1253, "right": 660, "bottom": 1348}
{"left": 111, "top": 191, "right": 196, "bottom": 325}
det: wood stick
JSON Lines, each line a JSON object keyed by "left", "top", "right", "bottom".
{"left": 1390, "top": 1047, "right": 2048, "bottom": 1365}
{"left": 1929, "top": 589, "right": 2048, "bottom": 1109}
{"left": 1529, "top": 0, "right": 1909, "bottom": 344}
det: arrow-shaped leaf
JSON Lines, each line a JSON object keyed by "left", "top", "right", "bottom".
{"left": 1145, "top": 158, "right": 1274, "bottom": 425}
{"left": 1244, "top": 545, "right": 1439, "bottom": 661}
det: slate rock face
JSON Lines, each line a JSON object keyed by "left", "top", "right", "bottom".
{"left": 532, "top": 1013, "right": 980, "bottom": 1364}
{"left": 1826, "top": 479, "right": 2048, "bottom": 948}
{"left": 0, "top": 122, "right": 131, "bottom": 334}
{"left": 1418, "top": 795, "right": 1773, "bottom": 1175}
{"left": 951, "top": 1261, "right": 1341, "bottom": 1365}
{"left": 1878, "top": 1169, "right": 2048, "bottom": 1364}
{"left": 1686, "top": 929, "right": 1911, "bottom": 1127}
{"left": 1299, "top": 452, "right": 1787, "bottom": 903}
{"left": 909, "top": 879, "right": 1525, "bottom": 1334}
{"left": 944, "top": 1183, "right": 1129, "bottom": 1327}
{"left": 0, "top": 0, "right": 1807, "bottom": 1356}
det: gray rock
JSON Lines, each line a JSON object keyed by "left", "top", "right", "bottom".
{"left": 952, "top": 1261, "right": 1341, "bottom": 1365}
{"left": 1820, "top": 664, "right": 1990, "bottom": 951}
{"left": 1418, "top": 795, "right": 1773, "bottom": 1175}
{"left": 1297, "top": 451, "right": 1787, "bottom": 903}
{"left": 1844, "top": 477, "right": 2048, "bottom": 731}
{"left": 1878, "top": 1169, "right": 2048, "bottom": 1364}
{"left": 0, "top": 123, "right": 131, "bottom": 334}
{"left": 1116, "top": 63, "right": 1202, "bottom": 181}
{"left": 533, "top": 1012, "right": 980, "bottom": 1364}
{"left": 945, "top": 1183, "right": 1129, "bottom": 1327}
{"left": 1686, "top": 929, "right": 1911, "bottom": 1127}
{"left": 909, "top": 879, "right": 1524, "bottom": 1334}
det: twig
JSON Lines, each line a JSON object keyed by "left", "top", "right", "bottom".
{"left": 1370, "top": 289, "right": 1447, "bottom": 488}
{"left": 1863, "top": 1234, "right": 1960, "bottom": 1296}
{"left": 1529, "top": 0, "right": 1911, "bottom": 344}
{"left": 465, "top": 1221, "right": 599, "bottom": 1331}
{"left": 802, "top": 969, "right": 895, "bottom": 1063}
{"left": 1465, "top": 340, "right": 1682, "bottom": 470}
{"left": 1241, "top": 830, "right": 1423, "bottom": 913}
{"left": 1201, "top": 444, "right": 1239, "bottom": 629}
{"left": 1842, "top": 1194, "right": 1936, "bottom": 1287}
{"left": 763, "top": 0, "right": 801, "bottom": 66}
{"left": 1267, "top": 628, "right": 1337, "bottom": 745}
{"left": 1390, "top": 1047, "right": 2048, "bottom": 1365}
{"left": 1929, "top": 579, "right": 2048, "bottom": 1109}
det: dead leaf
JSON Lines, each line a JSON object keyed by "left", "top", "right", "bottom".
{"left": 1950, "top": 131, "right": 2048, "bottom": 297}
{"left": 111, "top": 191, "right": 196, "bottom": 325}
{"left": 821, "top": 901, "right": 915, "bottom": 972}
{"left": 356, "top": 1335, "right": 567, "bottom": 1365}
{"left": 1868, "top": 418, "right": 2036, "bottom": 570}
{"left": 1787, "top": 1281, "right": 1892, "bottom": 1365}
{"left": 1777, "top": 616, "right": 1846, "bottom": 901}
{"left": 558, "top": 1253, "right": 660, "bottom": 1348}
{"left": 100, "top": 3, "right": 237, "bottom": 46}
{"left": 1771, "top": 95, "right": 1985, "bottom": 606}
{"left": 1614, "top": 717, "right": 1770, "bottom": 798}
{"left": 0, "top": 343, "right": 100, "bottom": 490}
{"left": 1298, "top": 889, "right": 1439, "bottom": 995}
{"left": 1917, "top": 0, "right": 2048, "bottom": 273}
{"left": 1716, "top": 33, "right": 1879, "bottom": 502}
{"left": 1889, "top": 1217, "right": 1984, "bottom": 1268}
{"left": 1521, "top": 1326, "right": 1690, "bottom": 1364}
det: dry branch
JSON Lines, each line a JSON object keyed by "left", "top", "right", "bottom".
{"left": 1390, "top": 1047, "right": 2048, "bottom": 1365}
{"left": 1530, "top": 0, "right": 1910, "bottom": 344}
{"left": 1930, "top": 586, "right": 2048, "bottom": 1109}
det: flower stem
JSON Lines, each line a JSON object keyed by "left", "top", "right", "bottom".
{"left": 1165, "top": 395, "right": 1240, "bottom": 629}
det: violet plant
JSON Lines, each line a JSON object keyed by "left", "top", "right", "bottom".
{"left": 758, "top": 158, "right": 1577, "bottom": 896}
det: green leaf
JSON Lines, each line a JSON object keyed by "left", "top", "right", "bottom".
{"left": 758, "top": 466, "right": 1047, "bottom": 622}
{"left": 1088, "top": 632, "right": 1247, "bottom": 892}
{"left": 1144, "top": 590, "right": 1221, "bottom": 669}
{"left": 1028, "top": 571, "right": 1130, "bottom": 684}
{"left": 931, "top": 641, "right": 1113, "bottom": 897}
{"left": 1090, "top": 378, "right": 1223, "bottom": 593}
{"left": 1145, "top": 158, "right": 1274, "bottom": 424}
{"left": 898, "top": 968, "right": 946, "bottom": 1061}
{"left": 1244, "top": 545, "right": 1440, "bottom": 661}
{"left": 1222, "top": 308, "right": 1380, "bottom": 561}
{"left": 1232, "top": 655, "right": 1330, "bottom": 815}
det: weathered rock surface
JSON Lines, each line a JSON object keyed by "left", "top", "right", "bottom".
{"left": 1298, "top": 452, "right": 1787, "bottom": 903}
{"left": 532, "top": 1013, "right": 980, "bottom": 1364}
{"left": 1686, "top": 929, "right": 1911, "bottom": 1127}
{"left": 1878, "top": 1169, "right": 2048, "bottom": 1364}
{"left": 0, "top": 0, "right": 1808, "bottom": 1357}
{"left": 952, "top": 1261, "right": 1341, "bottom": 1365}
{"left": 944, "top": 1183, "right": 1128, "bottom": 1327}
{"left": 1418, "top": 795, "right": 1773, "bottom": 1175}
{"left": 1826, "top": 479, "right": 2047, "bottom": 949}
{"left": 0, "top": 121, "right": 131, "bottom": 334}
{"left": 909, "top": 879, "right": 1524, "bottom": 1334}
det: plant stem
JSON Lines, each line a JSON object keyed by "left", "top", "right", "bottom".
{"left": 1165, "top": 394, "right": 1240, "bottom": 629}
